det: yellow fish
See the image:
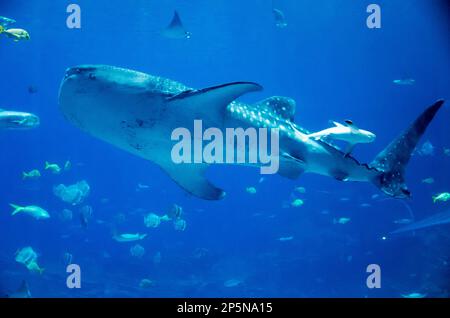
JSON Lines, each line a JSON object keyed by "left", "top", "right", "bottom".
{"left": 0, "top": 26, "right": 30, "bottom": 42}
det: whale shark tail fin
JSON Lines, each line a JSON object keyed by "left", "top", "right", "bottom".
{"left": 370, "top": 100, "right": 444, "bottom": 198}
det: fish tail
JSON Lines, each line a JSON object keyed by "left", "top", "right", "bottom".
{"left": 10, "top": 204, "right": 23, "bottom": 215}
{"left": 44, "top": 161, "right": 50, "bottom": 169}
{"left": 22, "top": 172, "right": 28, "bottom": 179}
{"left": 0, "top": 26, "right": 4, "bottom": 34}
{"left": 39, "top": 267, "right": 45, "bottom": 275}
{"left": 432, "top": 196, "right": 437, "bottom": 203}
{"left": 371, "top": 100, "right": 444, "bottom": 198}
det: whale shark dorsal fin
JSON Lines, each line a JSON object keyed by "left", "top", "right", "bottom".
{"left": 254, "top": 96, "right": 296, "bottom": 121}
{"left": 168, "top": 82, "right": 262, "bottom": 123}
{"left": 157, "top": 161, "right": 226, "bottom": 200}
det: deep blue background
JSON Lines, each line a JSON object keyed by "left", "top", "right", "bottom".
{"left": 0, "top": 0, "right": 449, "bottom": 297}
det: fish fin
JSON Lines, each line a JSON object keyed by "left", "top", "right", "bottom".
{"left": 344, "top": 119, "right": 360, "bottom": 131}
{"left": 17, "top": 281, "right": 31, "bottom": 298}
{"left": 371, "top": 100, "right": 444, "bottom": 198}
{"left": 167, "top": 82, "right": 262, "bottom": 124}
{"left": 12, "top": 119, "right": 27, "bottom": 125}
{"left": 331, "top": 121, "right": 345, "bottom": 128}
{"left": 253, "top": 96, "right": 296, "bottom": 121}
{"left": 139, "top": 234, "right": 148, "bottom": 240}
{"left": 10, "top": 204, "right": 22, "bottom": 215}
{"left": 344, "top": 143, "right": 356, "bottom": 156}
{"left": 278, "top": 153, "right": 305, "bottom": 180}
{"left": 278, "top": 161, "right": 304, "bottom": 180}
{"left": 157, "top": 161, "right": 226, "bottom": 200}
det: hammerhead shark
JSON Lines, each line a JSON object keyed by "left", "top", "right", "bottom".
{"left": 58, "top": 65, "right": 444, "bottom": 200}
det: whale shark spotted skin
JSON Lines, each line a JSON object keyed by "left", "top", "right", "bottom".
{"left": 58, "top": 65, "right": 444, "bottom": 200}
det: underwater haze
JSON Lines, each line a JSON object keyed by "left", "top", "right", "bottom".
{"left": 0, "top": 0, "right": 449, "bottom": 298}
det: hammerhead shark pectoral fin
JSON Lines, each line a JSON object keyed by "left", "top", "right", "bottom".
{"left": 157, "top": 161, "right": 226, "bottom": 200}
{"left": 344, "top": 143, "right": 355, "bottom": 157}
{"left": 167, "top": 82, "right": 263, "bottom": 123}
{"left": 278, "top": 160, "right": 305, "bottom": 180}
{"left": 278, "top": 153, "right": 305, "bottom": 180}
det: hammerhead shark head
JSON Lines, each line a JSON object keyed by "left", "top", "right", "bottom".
{"left": 58, "top": 65, "right": 444, "bottom": 200}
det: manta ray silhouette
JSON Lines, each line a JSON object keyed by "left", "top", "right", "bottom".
{"left": 161, "top": 10, "right": 191, "bottom": 39}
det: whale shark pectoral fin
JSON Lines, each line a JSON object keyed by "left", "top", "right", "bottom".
{"left": 254, "top": 96, "right": 296, "bottom": 121}
{"left": 167, "top": 82, "right": 263, "bottom": 121}
{"left": 157, "top": 161, "right": 226, "bottom": 200}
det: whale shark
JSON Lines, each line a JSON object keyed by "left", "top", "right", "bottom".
{"left": 58, "top": 65, "right": 444, "bottom": 200}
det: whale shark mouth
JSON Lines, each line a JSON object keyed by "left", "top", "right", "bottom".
{"left": 63, "top": 66, "right": 96, "bottom": 80}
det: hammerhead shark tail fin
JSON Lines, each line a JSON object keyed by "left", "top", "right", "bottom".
{"left": 370, "top": 99, "right": 444, "bottom": 198}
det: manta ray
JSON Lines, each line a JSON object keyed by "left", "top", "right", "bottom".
{"left": 58, "top": 65, "right": 444, "bottom": 200}
{"left": 161, "top": 10, "right": 191, "bottom": 39}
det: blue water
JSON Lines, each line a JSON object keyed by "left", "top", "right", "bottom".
{"left": 1, "top": 0, "right": 449, "bottom": 298}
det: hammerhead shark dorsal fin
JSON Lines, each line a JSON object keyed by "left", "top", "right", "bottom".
{"left": 344, "top": 119, "right": 353, "bottom": 126}
{"left": 157, "top": 161, "right": 226, "bottom": 200}
{"left": 168, "top": 82, "right": 262, "bottom": 123}
{"left": 254, "top": 96, "right": 296, "bottom": 121}
{"left": 344, "top": 119, "right": 359, "bottom": 130}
